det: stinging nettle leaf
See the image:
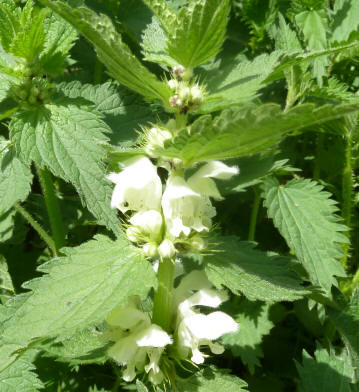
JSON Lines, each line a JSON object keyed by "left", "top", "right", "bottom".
{"left": 141, "top": 0, "right": 177, "bottom": 34}
{"left": 263, "top": 177, "right": 347, "bottom": 294}
{"left": 1, "top": 235, "right": 157, "bottom": 346}
{"left": 9, "top": 101, "right": 120, "bottom": 234}
{"left": 204, "top": 237, "right": 310, "bottom": 302}
{"left": 166, "top": 0, "right": 231, "bottom": 68}
{"left": 40, "top": 0, "right": 171, "bottom": 103}
{"left": 331, "top": 0, "right": 359, "bottom": 44}
{"left": 0, "top": 255, "right": 15, "bottom": 305}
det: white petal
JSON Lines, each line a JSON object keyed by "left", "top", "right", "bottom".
{"left": 209, "top": 341, "right": 225, "bottom": 354}
{"left": 192, "top": 161, "right": 239, "bottom": 180}
{"left": 129, "top": 210, "right": 163, "bottom": 237}
{"left": 191, "top": 348, "right": 206, "bottom": 364}
{"left": 174, "top": 270, "right": 212, "bottom": 307}
{"left": 122, "top": 363, "right": 136, "bottom": 382}
{"left": 186, "top": 288, "right": 229, "bottom": 308}
{"left": 187, "top": 177, "right": 223, "bottom": 200}
{"left": 136, "top": 325, "right": 172, "bottom": 347}
{"left": 107, "top": 172, "right": 122, "bottom": 184}
{"left": 108, "top": 335, "right": 138, "bottom": 364}
{"left": 158, "top": 239, "right": 176, "bottom": 259}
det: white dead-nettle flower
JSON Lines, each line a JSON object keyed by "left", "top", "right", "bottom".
{"left": 169, "top": 94, "right": 183, "bottom": 108}
{"left": 161, "top": 174, "right": 216, "bottom": 238}
{"left": 145, "top": 127, "right": 172, "bottom": 157}
{"left": 168, "top": 79, "right": 178, "bottom": 90}
{"left": 106, "top": 302, "right": 172, "bottom": 384}
{"left": 129, "top": 210, "right": 163, "bottom": 242}
{"left": 107, "top": 156, "right": 162, "bottom": 213}
{"left": 173, "top": 64, "right": 185, "bottom": 79}
{"left": 158, "top": 238, "right": 176, "bottom": 259}
{"left": 187, "top": 161, "right": 239, "bottom": 201}
{"left": 189, "top": 84, "right": 205, "bottom": 105}
{"left": 173, "top": 271, "right": 238, "bottom": 364}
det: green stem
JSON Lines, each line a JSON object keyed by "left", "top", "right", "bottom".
{"left": 93, "top": 57, "right": 104, "bottom": 85}
{"left": 313, "top": 133, "right": 324, "bottom": 181}
{"left": 152, "top": 257, "right": 175, "bottom": 332}
{"left": 175, "top": 113, "right": 187, "bottom": 130}
{"left": 15, "top": 204, "right": 57, "bottom": 256}
{"left": 248, "top": 187, "right": 261, "bottom": 241}
{"left": 341, "top": 133, "right": 353, "bottom": 269}
{"left": 36, "top": 167, "right": 66, "bottom": 253}
{"left": 0, "top": 106, "right": 19, "bottom": 121}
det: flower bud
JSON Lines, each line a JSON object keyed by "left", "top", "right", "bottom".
{"left": 190, "top": 84, "right": 204, "bottom": 105}
{"left": 173, "top": 65, "right": 185, "bottom": 80}
{"left": 168, "top": 79, "right": 178, "bottom": 90}
{"left": 178, "top": 85, "right": 190, "bottom": 101}
{"left": 142, "top": 243, "right": 158, "bottom": 258}
{"left": 158, "top": 239, "right": 176, "bottom": 259}
{"left": 169, "top": 95, "right": 183, "bottom": 108}
{"left": 126, "top": 226, "right": 142, "bottom": 242}
{"left": 129, "top": 210, "right": 163, "bottom": 241}
{"left": 190, "top": 235, "right": 206, "bottom": 251}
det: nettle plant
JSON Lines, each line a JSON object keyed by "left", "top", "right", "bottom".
{"left": 1, "top": 0, "right": 359, "bottom": 391}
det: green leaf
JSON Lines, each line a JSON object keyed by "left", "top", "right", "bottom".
{"left": 262, "top": 177, "right": 347, "bottom": 294}
{"left": 9, "top": 102, "right": 120, "bottom": 234}
{"left": 331, "top": 0, "right": 359, "bottom": 44}
{"left": 221, "top": 298, "right": 274, "bottom": 374}
{"left": 295, "top": 10, "right": 328, "bottom": 83}
{"left": 0, "top": 255, "right": 15, "bottom": 304}
{"left": 204, "top": 237, "right": 309, "bottom": 302}
{"left": 156, "top": 102, "right": 359, "bottom": 165}
{"left": 1, "top": 235, "right": 156, "bottom": 346}
{"left": 0, "top": 351, "right": 44, "bottom": 392}
{"left": 176, "top": 366, "right": 248, "bottom": 391}
{"left": 142, "top": 0, "right": 177, "bottom": 33}
{"left": 296, "top": 345, "right": 354, "bottom": 392}
{"left": 166, "top": 0, "right": 231, "bottom": 68}
{"left": 40, "top": 0, "right": 171, "bottom": 102}
{"left": 141, "top": 17, "right": 177, "bottom": 68}
{"left": 199, "top": 52, "right": 282, "bottom": 113}
{"left": 328, "top": 290, "right": 359, "bottom": 382}
{"left": 136, "top": 380, "right": 149, "bottom": 392}
{"left": 0, "top": 3, "right": 20, "bottom": 52}
{"left": 0, "top": 142, "right": 33, "bottom": 214}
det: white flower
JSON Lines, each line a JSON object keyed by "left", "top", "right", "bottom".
{"left": 107, "top": 156, "right": 162, "bottom": 213}
{"left": 168, "top": 79, "right": 178, "bottom": 90}
{"left": 173, "top": 271, "right": 238, "bottom": 364}
{"left": 129, "top": 210, "right": 163, "bottom": 242}
{"left": 187, "top": 161, "right": 239, "bottom": 201}
{"left": 161, "top": 175, "right": 216, "bottom": 238}
{"left": 106, "top": 302, "right": 172, "bottom": 384}
{"left": 190, "top": 84, "right": 204, "bottom": 104}
{"left": 145, "top": 127, "right": 172, "bottom": 157}
{"left": 158, "top": 239, "right": 176, "bottom": 259}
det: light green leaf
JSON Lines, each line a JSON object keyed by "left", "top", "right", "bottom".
{"left": 271, "top": 13, "right": 302, "bottom": 52}
{"left": 156, "top": 102, "right": 359, "bottom": 165}
{"left": 0, "top": 351, "right": 44, "bottom": 392}
{"left": 0, "top": 255, "right": 15, "bottom": 304}
{"left": 328, "top": 290, "right": 359, "bottom": 382}
{"left": 199, "top": 52, "right": 281, "bottom": 113}
{"left": 0, "top": 142, "right": 33, "bottom": 214}
{"left": 40, "top": 0, "right": 171, "bottom": 102}
{"left": 204, "top": 237, "right": 309, "bottom": 302}
{"left": 166, "top": 0, "right": 231, "bottom": 68}
{"left": 0, "top": 3, "right": 20, "bottom": 52}
{"left": 296, "top": 345, "right": 354, "bottom": 392}
{"left": 141, "top": 17, "right": 177, "bottom": 68}
{"left": 9, "top": 102, "right": 120, "bottom": 234}
{"left": 1, "top": 235, "right": 156, "bottom": 346}
{"left": 295, "top": 10, "right": 328, "bottom": 83}
{"left": 141, "top": 0, "right": 177, "bottom": 34}
{"left": 176, "top": 366, "right": 248, "bottom": 391}
{"left": 262, "top": 177, "right": 347, "bottom": 294}
{"left": 136, "top": 380, "right": 149, "bottom": 392}
{"left": 221, "top": 299, "right": 274, "bottom": 374}
{"left": 331, "top": 0, "right": 359, "bottom": 44}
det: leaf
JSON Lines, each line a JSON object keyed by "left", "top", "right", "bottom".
{"left": 155, "top": 102, "right": 359, "bottom": 165}
{"left": 142, "top": 0, "right": 177, "bottom": 33}
{"left": 0, "top": 255, "right": 15, "bottom": 304}
{"left": 0, "top": 3, "right": 19, "bottom": 52}
{"left": 9, "top": 101, "right": 120, "bottom": 234}
{"left": 0, "top": 141, "right": 33, "bottom": 214}
{"left": 40, "top": 0, "right": 171, "bottom": 102}
{"left": 0, "top": 351, "right": 44, "bottom": 392}
{"left": 331, "top": 0, "right": 359, "bottom": 44}
{"left": 295, "top": 10, "right": 329, "bottom": 83}
{"left": 221, "top": 299, "right": 274, "bottom": 374}
{"left": 296, "top": 345, "right": 354, "bottom": 392}
{"left": 327, "top": 290, "right": 359, "bottom": 382}
{"left": 204, "top": 237, "right": 309, "bottom": 302}
{"left": 141, "top": 17, "right": 177, "bottom": 68}
{"left": 262, "top": 177, "right": 347, "bottom": 294}
{"left": 176, "top": 366, "right": 247, "bottom": 391}
{"left": 166, "top": 0, "right": 231, "bottom": 68}
{"left": 136, "top": 380, "right": 149, "bottom": 392}
{"left": 199, "top": 52, "right": 282, "bottom": 113}
{"left": 1, "top": 235, "right": 156, "bottom": 346}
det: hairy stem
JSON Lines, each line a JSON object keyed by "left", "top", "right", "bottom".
{"left": 36, "top": 167, "right": 66, "bottom": 253}
{"left": 93, "top": 57, "right": 104, "bottom": 85}
{"left": 15, "top": 204, "right": 57, "bottom": 256}
{"left": 248, "top": 187, "right": 261, "bottom": 241}
{"left": 152, "top": 257, "right": 175, "bottom": 332}
{"left": 341, "top": 133, "right": 353, "bottom": 269}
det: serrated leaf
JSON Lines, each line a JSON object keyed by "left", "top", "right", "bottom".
{"left": 136, "top": 380, "right": 149, "bottom": 392}
{"left": 142, "top": 0, "right": 177, "bottom": 34}
{"left": 141, "top": 17, "right": 177, "bottom": 68}
{"left": 331, "top": 0, "right": 359, "bottom": 44}
{"left": 199, "top": 52, "right": 281, "bottom": 113}
{"left": 9, "top": 101, "right": 120, "bottom": 234}
{"left": 176, "top": 366, "right": 248, "bottom": 391}
{"left": 166, "top": 0, "right": 231, "bottom": 68}
{"left": 1, "top": 235, "right": 156, "bottom": 347}
{"left": 0, "top": 143, "right": 33, "bottom": 214}
{"left": 296, "top": 345, "right": 354, "bottom": 392}
{"left": 40, "top": 0, "right": 171, "bottom": 102}
{"left": 262, "top": 177, "right": 347, "bottom": 294}
{"left": 0, "top": 3, "right": 20, "bottom": 52}
{"left": 0, "top": 351, "right": 44, "bottom": 392}
{"left": 156, "top": 102, "right": 359, "bottom": 165}
{"left": 221, "top": 299, "right": 274, "bottom": 374}
{"left": 328, "top": 290, "right": 359, "bottom": 382}
{"left": 0, "top": 255, "right": 15, "bottom": 304}
{"left": 204, "top": 237, "right": 309, "bottom": 302}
